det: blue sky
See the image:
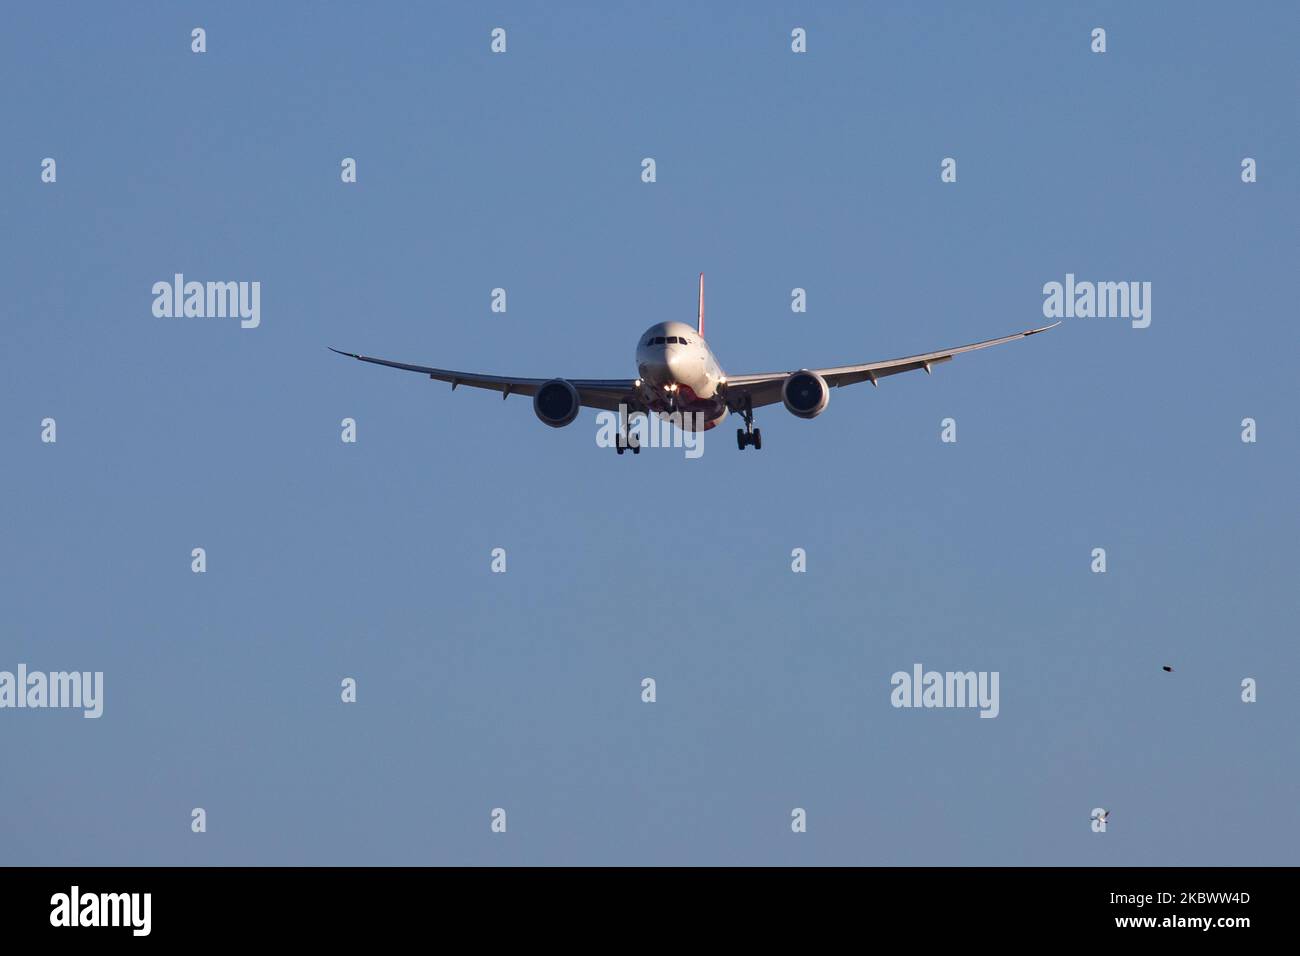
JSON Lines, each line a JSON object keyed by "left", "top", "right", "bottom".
{"left": 2, "top": 1, "right": 1296, "bottom": 865}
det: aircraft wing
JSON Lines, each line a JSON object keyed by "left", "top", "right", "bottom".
{"left": 327, "top": 348, "right": 639, "bottom": 412}
{"left": 720, "top": 322, "right": 1059, "bottom": 411}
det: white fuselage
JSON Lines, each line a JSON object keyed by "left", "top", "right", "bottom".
{"left": 634, "top": 321, "right": 729, "bottom": 430}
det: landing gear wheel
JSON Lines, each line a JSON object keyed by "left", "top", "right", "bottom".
{"left": 735, "top": 396, "right": 760, "bottom": 451}
{"left": 616, "top": 442, "right": 625, "bottom": 455}
{"left": 631, "top": 441, "right": 640, "bottom": 455}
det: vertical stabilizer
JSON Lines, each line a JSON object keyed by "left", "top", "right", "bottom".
{"left": 697, "top": 273, "right": 705, "bottom": 338}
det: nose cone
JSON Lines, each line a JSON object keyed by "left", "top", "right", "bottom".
{"left": 639, "top": 356, "right": 668, "bottom": 386}
{"left": 665, "top": 347, "right": 692, "bottom": 379}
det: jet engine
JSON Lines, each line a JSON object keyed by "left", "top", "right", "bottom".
{"left": 532, "top": 378, "right": 581, "bottom": 427}
{"left": 781, "top": 370, "right": 830, "bottom": 419}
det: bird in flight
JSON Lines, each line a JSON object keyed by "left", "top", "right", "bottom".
{"left": 331, "top": 274, "right": 1058, "bottom": 453}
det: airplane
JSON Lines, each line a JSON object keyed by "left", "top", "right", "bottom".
{"left": 330, "top": 274, "right": 1059, "bottom": 453}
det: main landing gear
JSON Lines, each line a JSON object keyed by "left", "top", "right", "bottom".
{"left": 616, "top": 431, "right": 640, "bottom": 455}
{"left": 735, "top": 398, "right": 761, "bottom": 450}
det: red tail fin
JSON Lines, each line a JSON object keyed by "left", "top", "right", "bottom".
{"left": 697, "top": 273, "right": 705, "bottom": 338}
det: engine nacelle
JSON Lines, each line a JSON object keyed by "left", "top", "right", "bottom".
{"left": 782, "top": 370, "right": 830, "bottom": 419}
{"left": 532, "top": 378, "right": 581, "bottom": 428}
